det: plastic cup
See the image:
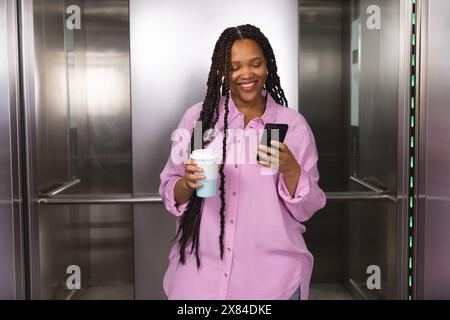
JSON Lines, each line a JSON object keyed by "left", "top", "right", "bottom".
{"left": 190, "top": 148, "right": 220, "bottom": 198}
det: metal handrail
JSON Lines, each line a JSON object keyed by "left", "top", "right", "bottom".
{"left": 349, "top": 175, "right": 397, "bottom": 203}
{"left": 350, "top": 175, "right": 385, "bottom": 193}
{"left": 38, "top": 191, "right": 396, "bottom": 205}
{"left": 37, "top": 176, "right": 397, "bottom": 205}
{"left": 38, "top": 194, "right": 162, "bottom": 205}
{"left": 325, "top": 191, "right": 396, "bottom": 202}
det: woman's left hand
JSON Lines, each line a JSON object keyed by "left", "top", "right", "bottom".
{"left": 257, "top": 140, "right": 301, "bottom": 176}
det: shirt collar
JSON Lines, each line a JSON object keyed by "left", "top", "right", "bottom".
{"left": 216, "top": 90, "right": 278, "bottom": 129}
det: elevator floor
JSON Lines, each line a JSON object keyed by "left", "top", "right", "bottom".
{"left": 309, "top": 283, "right": 355, "bottom": 300}
{"left": 79, "top": 285, "right": 134, "bottom": 300}
{"left": 74, "top": 283, "right": 354, "bottom": 300}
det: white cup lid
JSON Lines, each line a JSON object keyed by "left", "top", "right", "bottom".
{"left": 190, "top": 148, "right": 220, "bottom": 161}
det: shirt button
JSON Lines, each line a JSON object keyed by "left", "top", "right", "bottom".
{"left": 230, "top": 219, "right": 234, "bottom": 224}
{"left": 227, "top": 247, "right": 231, "bottom": 252}
{"left": 234, "top": 164, "right": 238, "bottom": 168}
{"left": 232, "top": 192, "right": 236, "bottom": 196}
{"left": 224, "top": 272, "right": 228, "bottom": 278}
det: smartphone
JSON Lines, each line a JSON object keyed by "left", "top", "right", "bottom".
{"left": 257, "top": 123, "right": 289, "bottom": 162}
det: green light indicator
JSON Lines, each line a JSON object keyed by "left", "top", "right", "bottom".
{"left": 408, "top": 0, "right": 416, "bottom": 301}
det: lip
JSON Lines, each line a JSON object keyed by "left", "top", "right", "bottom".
{"left": 238, "top": 80, "right": 258, "bottom": 91}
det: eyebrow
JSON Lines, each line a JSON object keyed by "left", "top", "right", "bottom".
{"left": 231, "top": 57, "right": 264, "bottom": 64}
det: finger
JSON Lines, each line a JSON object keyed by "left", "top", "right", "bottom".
{"left": 270, "top": 140, "right": 286, "bottom": 152}
{"left": 258, "top": 144, "right": 280, "bottom": 157}
{"left": 186, "top": 164, "right": 203, "bottom": 173}
{"left": 187, "top": 173, "right": 205, "bottom": 181}
{"left": 268, "top": 154, "right": 280, "bottom": 167}
{"left": 257, "top": 159, "right": 271, "bottom": 167}
{"left": 257, "top": 149, "right": 270, "bottom": 162}
{"left": 186, "top": 180, "right": 203, "bottom": 189}
{"left": 184, "top": 158, "right": 196, "bottom": 165}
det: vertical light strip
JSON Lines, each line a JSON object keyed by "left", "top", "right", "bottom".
{"left": 407, "top": 0, "right": 417, "bottom": 301}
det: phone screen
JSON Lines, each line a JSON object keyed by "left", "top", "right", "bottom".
{"left": 257, "top": 123, "right": 289, "bottom": 161}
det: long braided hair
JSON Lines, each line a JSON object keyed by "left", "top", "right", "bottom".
{"left": 174, "top": 24, "right": 288, "bottom": 269}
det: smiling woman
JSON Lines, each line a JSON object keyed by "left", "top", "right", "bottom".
{"left": 159, "top": 24, "right": 326, "bottom": 300}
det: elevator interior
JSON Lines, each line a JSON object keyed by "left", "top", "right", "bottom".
{"left": 2, "top": 0, "right": 450, "bottom": 300}
{"left": 300, "top": 0, "right": 404, "bottom": 299}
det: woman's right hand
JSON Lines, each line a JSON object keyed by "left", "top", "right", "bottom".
{"left": 182, "top": 159, "right": 205, "bottom": 190}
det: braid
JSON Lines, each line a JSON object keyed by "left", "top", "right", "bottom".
{"left": 174, "top": 24, "right": 288, "bottom": 270}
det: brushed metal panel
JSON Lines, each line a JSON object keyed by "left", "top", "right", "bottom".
{"left": 347, "top": 0, "right": 401, "bottom": 300}
{"left": 0, "top": 0, "right": 24, "bottom": 299}
{"left": 65, "top": 0, "right": 133, "bottom": 291}
{"left": 21, "top": 0, "right": 133, "bottom": 299}
{"left": 299, "top": 0, "right": 348, "bottom": 283}
{"left": 417, "top": 0, "right": 450, "bottom": 300}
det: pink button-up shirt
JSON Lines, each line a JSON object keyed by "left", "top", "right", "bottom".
{"left": 159, "top": 91, "right": 326, "bottom": 300}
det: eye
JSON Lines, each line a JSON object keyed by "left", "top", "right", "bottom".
{"left": 232, "top": 66, "right": 240, "bottom": 71}
{"left": 252, "top": 63, "right": 261, "bottom": 68}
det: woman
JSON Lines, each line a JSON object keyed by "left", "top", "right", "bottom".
{"left": 159, "top": 24, "right": 326, "bottom": 300}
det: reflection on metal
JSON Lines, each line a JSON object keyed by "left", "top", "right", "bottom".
{"left": 348, "top": 278, "right": 369, "bottom": 300}
{"left": 39, "top": 178, "right": 81, "bottom": 197}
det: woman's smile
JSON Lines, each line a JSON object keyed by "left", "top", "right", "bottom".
{"left": 239, "top": 80, "right": 258, "bottom": 91}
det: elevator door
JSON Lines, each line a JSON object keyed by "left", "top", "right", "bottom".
{"left": 22, "top": 0, "right": 134, "bottom": 299}
{"left": 299, "top": 0, "right": 410, "bottom": 299}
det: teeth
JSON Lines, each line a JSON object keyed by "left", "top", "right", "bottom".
{"left": 241, "top": 82, "right": 256, "bottom": 88}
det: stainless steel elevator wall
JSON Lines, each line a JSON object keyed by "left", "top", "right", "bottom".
{"left": 417, "top": 0, "right": 450, "bottom": 299}
{"left": 347, "top": 0, "right": 401, "bottom": 300}
{"left": 299, "top": 0, "right": 404, "bottom": 299}
{"left": 23, "top": 0, "right": 133, "bottom": 299}
{"left": 31, "top": 0, "right": 74, "bottom": 299}
{"left": 0, "top": 0, "right": 24, "bottom": 299}
{"left": 65, "top": 0, "right": 133, "bottom": 291}
{"left": 299, "top": 0, "right": 348, "bottom": 283}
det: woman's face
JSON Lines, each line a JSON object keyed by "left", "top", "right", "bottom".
{"left": 229, "top": 39, "right": 267, "bottom": 105}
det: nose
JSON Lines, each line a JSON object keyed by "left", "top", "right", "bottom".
{"left": 239, "top": 67, "right": 254, "bottom": 79}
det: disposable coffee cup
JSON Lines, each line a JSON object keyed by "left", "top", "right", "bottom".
{"left": 190, "top": 148, "right": 220, "bottom": 198}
